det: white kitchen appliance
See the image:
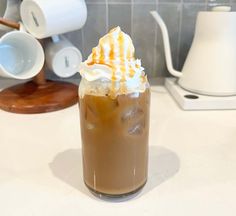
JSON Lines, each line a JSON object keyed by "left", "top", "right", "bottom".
{"left": 151, "top": 6, "right": 236, "bottom": 110}
{"left": 165, "top": 78, "right": 236, "bottom": 110}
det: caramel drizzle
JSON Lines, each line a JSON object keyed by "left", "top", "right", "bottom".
{"left": 109, "top": 31, "right": 116, "bottom": 98}
{"left": 126, "top": 43, "right": 135, "bottom": 78}
{"left": 87, "top": 41, "right": 112, "bottom": 67}
{"left": 86, "top": 27, "right": 138, "bottom": 96}
{"left": 118, "top": 31, "right": 127, "bottom": 94}
{"left": 109, "top": 35, "right": 115, "bottom": 61}
{"left": 100, "top": 39, "right": 105, "bottom": 63}
{"left": 118, "top": 32, "right": 125, "bottom": 79}
{"left": 91, "top": 47, "right": 96, "bottom": 61}
{"left": 109, "top": 33, "right": 116, "bottom": 81}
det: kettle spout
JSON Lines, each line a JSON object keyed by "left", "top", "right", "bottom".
{"left": 150, "top": 11, "right": 182, "bottom": 77}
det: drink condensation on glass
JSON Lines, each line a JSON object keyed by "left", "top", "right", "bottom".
{"left": 79, "top": 79, "right": 150, "bottom": 197}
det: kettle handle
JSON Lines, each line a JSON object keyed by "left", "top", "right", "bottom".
{"left": 150, "top": 11, "right": 182, "bottom": 77}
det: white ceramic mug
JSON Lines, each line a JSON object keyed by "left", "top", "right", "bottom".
{"left": 0, "top": 24, "right": 45, "bottom": 79}
{"left": 20, "top": 0, "right": 87, "bottom": 39}
{"left": 0, "top": 0, "right": 21, "bottom": 31}
{"left": 45, "top": 35, "right": 82, "bottom": 78}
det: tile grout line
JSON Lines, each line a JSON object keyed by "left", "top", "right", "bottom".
{"left": 106, "top": 0, "right": 109, "bottom": 32}
{"left": 81, "top": 0, "right": 89, "bottom": 58}
{"left": 205, "top": 0, "right": 208, "bottom": 10}
{"left": 86, "top": 2, "right": 204, "bottom": 6}
{"left": 176, "top": 0, "right": 183, "bottom": 70}
{"left": 81, "top": 28, "right": 85, "bottom": 59}
{"left": 153, "top": 0, "right": 158, "bottom": 77}
{"left": 131, "top": 0, "right": 134, "bottom": 39}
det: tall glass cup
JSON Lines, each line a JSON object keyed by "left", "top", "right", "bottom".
{"left": 79, "top": 79, "right": 150, "bottom": 198}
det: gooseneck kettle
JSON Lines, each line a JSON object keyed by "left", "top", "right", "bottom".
{"left": 151, "top": 6, "right": 236, "bottom": 96}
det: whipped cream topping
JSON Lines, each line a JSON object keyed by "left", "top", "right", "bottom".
{"left": 79, "top": 27, "right": 148, "bottom": 96}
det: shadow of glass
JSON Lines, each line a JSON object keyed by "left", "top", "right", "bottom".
{"left": 49, "top": 146, "right": 180, "bottom": 200}
{"left": 140, "top": 146, "right": 180, "bottom": 196}
{"left": 49, "top": 148, "right": 92, "bottom": 198}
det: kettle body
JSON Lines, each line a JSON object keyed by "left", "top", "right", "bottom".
{"left": 151, "top": 7, "right": 236, "bottom": 96}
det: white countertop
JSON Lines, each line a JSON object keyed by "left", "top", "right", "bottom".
{"left": 0, "top": 82, "right": 236, "bottom": 216}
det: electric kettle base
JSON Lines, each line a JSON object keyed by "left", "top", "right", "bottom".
{"left": 165, "top": 78, "right": 236, "bottom": 110}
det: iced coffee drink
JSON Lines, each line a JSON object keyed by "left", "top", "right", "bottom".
{"left": 79, "top": 27, "right": 150, "bottom": 197}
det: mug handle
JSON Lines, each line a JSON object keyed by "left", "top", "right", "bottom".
{"left": 0, "top": 17, "right": 20, "bottom": 30}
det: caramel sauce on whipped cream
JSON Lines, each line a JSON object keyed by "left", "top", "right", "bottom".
{"left": 79, "top": 27, "right": 147, "bottom": 97}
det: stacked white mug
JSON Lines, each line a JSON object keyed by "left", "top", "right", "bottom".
{"left": 0, "top": 23, "right": 45, "bottom": 79}
{"left": 20, "top": 0, "right": 87, "bottom": 77}
{"left": 20, "top": 0, "right": 87, "bottom": 39}
{"left": 45, "top": 35, "right": 82, "bottom": 78}
{"left": 0, "top": 0, "right": 87, "bottom": 79}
